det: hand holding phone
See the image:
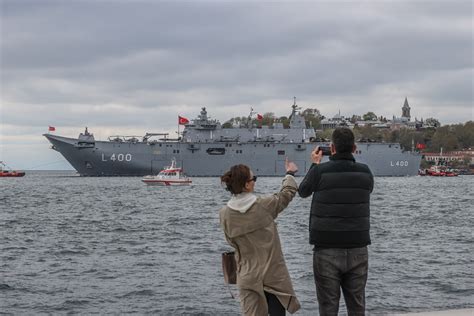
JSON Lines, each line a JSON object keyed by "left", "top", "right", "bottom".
{"left": 317, "top": 146, "right": 331, "bottom": 155}
{"left": 311, "top": 146, "right": 324, "bottom": 164}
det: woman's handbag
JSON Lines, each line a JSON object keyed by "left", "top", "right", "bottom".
{"left": 222, "top": 251, "right": 237, "bottom": 285}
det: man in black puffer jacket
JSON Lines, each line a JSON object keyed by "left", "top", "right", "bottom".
{"left": 298, "top": 127, "right": 374, "bottom": 316}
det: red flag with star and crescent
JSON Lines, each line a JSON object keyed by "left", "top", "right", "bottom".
{"left": 416, "top": 143, "right": 426, "bottom": 150}
{"left": 178, "top": 116, "right": 189, "bottom": 125}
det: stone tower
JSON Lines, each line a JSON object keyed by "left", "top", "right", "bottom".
{"left": 402, "top": 97, "right": 411, "bottom": 121}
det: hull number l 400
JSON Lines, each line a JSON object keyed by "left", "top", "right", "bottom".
{"left": 390, "top": 160, "right": 408, "bottom": 167}
{"left": 102, "top": 153, "right": 132, "bottom": 162}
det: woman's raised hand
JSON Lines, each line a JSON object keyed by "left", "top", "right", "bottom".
{"left": 285, "top": 157, "right": 298, "bottom": 174}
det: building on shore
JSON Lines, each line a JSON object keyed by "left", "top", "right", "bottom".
{"left": 423, "top": 149, "right": 474, "bottom": 164}
{"left": 320, "top": 97, "right": 430, "bottom": 131}
{"left": 320, "top": 111, "right": 355, "bottom": 129}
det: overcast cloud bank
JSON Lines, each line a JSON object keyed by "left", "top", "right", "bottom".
{"left": 1, "top": 0, "right": 472, "bottom": 169}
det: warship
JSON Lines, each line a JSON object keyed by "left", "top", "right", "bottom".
{"left": 44, "top": 101, "right": 421, "bottom": 176}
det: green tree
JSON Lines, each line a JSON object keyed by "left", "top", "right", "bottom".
{"left": 222, "top": 121, "right": 233, "bottom": 128}
{"left": 425, "top": 117, "right": 441, "bottom": 128}
{"left": 362, "top": 112, "right": 377, "bottom": 121}
{"left": 251, "top": 112, "right": 276, "bottom": 127}
{"left": 429, "top": 126, "right": 459, "bottom": 152}
{"left": 302, "top": 108, "right": 323, "bottom": 129}
{"left": 354, "top": 125, "right": 381, "bottom": 141}
{"left": 454, "top": 121, "right": 474, "bottom": 149}
{"left": 350, "top": 115, "right": 362, "bottom": 123}
{"left": 389, "top": 129, "right": 400, "bottom": 143}
{"left": 422, "top": 128, "right": 436, "bottom": 146}
{"left": 222, "top": 116, "right": 248, "bottom": 128}
{"left": 277, "top": 116, "right": 290, "bottom": 128}
{"left": 318, "top": 128, "right": 334, "bottom": 141}
{"left": 397, "top": 129, "right": 426, "bottom": 151}
{"left": 261, "top": 112, "right": 275, "bottom": 127}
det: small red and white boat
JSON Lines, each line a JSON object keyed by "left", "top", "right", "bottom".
{"left": 418, "top": 165, "right": 458, "bottom": 177}
{"left": 141, "top": 158, "right": 192, "bottom": 186}
{"left": 0, "top": 161, "right": 25, "bottom": 177}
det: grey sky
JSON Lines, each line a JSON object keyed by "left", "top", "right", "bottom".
{"left": 1, "top": 0, "right": 472, "bottom": 169}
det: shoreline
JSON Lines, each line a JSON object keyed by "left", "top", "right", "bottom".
{"left": 391, "top": 309, "right": 474, "bottom": 315}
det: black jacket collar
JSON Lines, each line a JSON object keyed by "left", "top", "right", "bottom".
{"left": 329, "top": 152, "right": 355, "bottom": 162}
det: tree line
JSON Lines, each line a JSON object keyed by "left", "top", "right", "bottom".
{"left": 352, "top": 121, "right": 473, "bottom": 152}
{"left": 222, "top": 108, "right": 474, "bottom": 153}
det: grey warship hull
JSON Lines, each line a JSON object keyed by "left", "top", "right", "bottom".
{"left": 44, "top": 134, "right": 421, "bottom": 177}
{"left": 44, "top": 102, "right": 422, "bottom": 177}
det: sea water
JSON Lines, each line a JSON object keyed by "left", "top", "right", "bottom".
{"left": 1, "top": 172, "right": 473, "bottom": 314}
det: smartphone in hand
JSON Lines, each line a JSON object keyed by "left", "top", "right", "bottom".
{"left": 317, "top": 146, "right": 332, "bottom": 155}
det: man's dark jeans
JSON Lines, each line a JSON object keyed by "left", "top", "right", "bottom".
{"left": 313, "top": 246, "right": 368, "bottom": 316}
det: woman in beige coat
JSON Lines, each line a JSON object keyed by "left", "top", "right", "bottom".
{"left": 219, "top": 159, "right": 301, "bottom": 315}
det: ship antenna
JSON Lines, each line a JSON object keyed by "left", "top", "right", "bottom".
{"left": 290, "top": 97, "right": 298, "bottom": 119}
{"left": 247, "top": 107, "right": 255, "bottom": 128}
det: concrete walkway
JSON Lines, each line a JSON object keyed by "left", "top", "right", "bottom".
{"left": 391, "top": 309, "right": 474, "bottom": 316}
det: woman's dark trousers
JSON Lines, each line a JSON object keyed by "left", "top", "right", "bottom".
{"left": 264, "top": 291, "right": 285, "bottom": 316}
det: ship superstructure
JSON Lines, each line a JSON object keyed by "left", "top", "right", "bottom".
{"left": 44, "top": 100, "right": 421, "bottom": 176}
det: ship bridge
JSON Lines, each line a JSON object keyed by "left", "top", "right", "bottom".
{"left": 185, "top": 107, "right": 220, "bottom": 130}
{"left": 181, "top": 100, "right": 315, "bottom": 143}
{"left": 289, "top": 97, "right": 306, "bottom": 129}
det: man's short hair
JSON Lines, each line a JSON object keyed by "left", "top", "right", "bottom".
{"left": 332, "top": 128, "right": 355, "bottom": 153}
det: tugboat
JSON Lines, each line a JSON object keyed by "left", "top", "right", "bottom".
{"left": 418, "top": 165, "right": 459, "bottom": 177}
{"left": 141, "top": 158, "right": 192, "bottom": 186}
{"left": 0, "top": 161, "right": 25, "bottom": 177}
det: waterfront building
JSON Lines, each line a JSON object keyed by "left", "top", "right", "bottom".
{"left": 320, "top": 111, "right": 354, "bottom": 129}
{"left": 423, "top": 149, "right": 474, "bottom": 164}
{"left": 320, "top": 98, "right": 426, "bottom": 131}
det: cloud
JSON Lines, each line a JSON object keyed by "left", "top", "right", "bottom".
{"left": 1, "top": 0, "right": 472, "bottom": 169}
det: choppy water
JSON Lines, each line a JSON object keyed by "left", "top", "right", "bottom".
{"left": 1, "top": 171, "right": 473, "bottom": 315}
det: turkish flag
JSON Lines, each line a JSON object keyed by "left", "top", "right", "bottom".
{"left": 416, "top": 143, "right": 426, "bottom": 149}
{"left": 178, "top": 116, "right": 189, "bottom": 125}
{"left": 48, "top": 126, "right": 56, "bottom": 131}
{"left": 257, "top": 114, "right": 263, "bottom": 120}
